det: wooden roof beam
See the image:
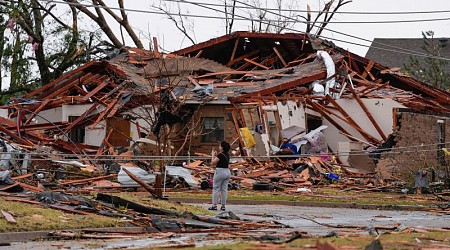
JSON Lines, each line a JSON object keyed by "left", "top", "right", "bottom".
{"left": 285, "top": 53, "right": 312, "bottom": 68}
{"left": 24, "top": 61, "right": 99, "bottom": 99}
{"left": 324, "top": 95, "right": 380, "bottom": 144}
{"left": 63, "top": 103, "right": 100, "bottom": 133}
{"left": 250, "top": 54, "right": 278, "bottom": 71}
{"left": 348, "top": 84, "right": 387, "bottom": 141}
{"left": 223, "top": 56, "right": 259, "bottom": 80}
{"left": 0, "top": 124, "right": 34, "bottom": 146}
{"left": 244, "top": 58, "right": 270, "bottom": 70}
{"left": 23, "top": 99, "right": 50, "bottom": 125}
{"left": 81, "top": 78, "right": 110, "bottom": 101}
{"left": 361, "top": 60, "right": 375, "bottom": 80}
{"left": 226, "top": 50, "right": 260, "bottom": 67}
{"left": 229, "top": 38, "right": 240, "bottom": 62}
{"left": 90, "top": 97, "right": 119, "bottom": 129}
{"left": 305, "top": 98, "right": 357, "bottom": 142}
{"left": 39, "top": 73, "right": 96, "bottom": 100}
{"left": 229, "top": 70, "right": 327, "bottom": 103}
{"left": 273, "top": 47, "right": 287, "bottom": 66}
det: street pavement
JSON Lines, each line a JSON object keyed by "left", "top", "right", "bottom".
{"left": 4, "top": 204, "right": 449, "bottom": 249}
{"left": 198, "top": 203, "right": 449, "bottom": 236}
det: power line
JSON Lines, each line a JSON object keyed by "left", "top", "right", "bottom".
{"left": 164, "top": 0, "right": 450, "bottom": 23}
{"left": 0, "top": 144, "right": 449, "bottom": 161}
{"left": 233, "top": 0, "right": 450, "bottom": 61}
{"left": 162, "top": 0, "right": 450, "bottom": 61}
{"left": 35, "top": 0, "right": 450, "bottom": 24}
{"left": 180, "top": 0, "right": 450, "bottom": 61}
{"left": 164, "top": 0, "right": 450, "bottom": 15}
{"left": 32, "top": 0, "right": 450, "bottom": 61}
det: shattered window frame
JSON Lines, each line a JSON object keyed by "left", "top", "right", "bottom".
{"left": 201, "top": 117, "right": 224, "bottom": 143}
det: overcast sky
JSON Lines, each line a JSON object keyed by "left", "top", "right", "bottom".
{"left": 112, "top": 0, "right": 450, "bottom": 57}
{"left": 3, "top": 0, "right": 449, "bottom": 91}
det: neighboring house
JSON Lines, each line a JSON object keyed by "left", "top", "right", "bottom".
{"left": 365, "top": 38, "right": 450, "bottom": 73}
{"left": 1, "top": 32, "right": 450, "bottom": 182}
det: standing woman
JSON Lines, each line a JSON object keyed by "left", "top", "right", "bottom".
{"left": 209, "top": 141, "right": 231, "bottom": 211}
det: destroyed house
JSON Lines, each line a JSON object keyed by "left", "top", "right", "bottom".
{"left": 174, "top": 31, "right": 450, "bottom": 181}
{"left": 1, "top": 31, "right": 450, "bottom": 182}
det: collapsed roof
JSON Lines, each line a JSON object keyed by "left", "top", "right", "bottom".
{"left": 0, "top": 31, "right": 449, "bottom": 157}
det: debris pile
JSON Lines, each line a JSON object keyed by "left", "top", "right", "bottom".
{"left": 0, "top": 31, "right": 449, "bottom": 198}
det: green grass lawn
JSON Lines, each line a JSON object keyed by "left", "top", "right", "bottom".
{"left": 167, "top": 187, "right": 444, "bottom": 207}
{"left": 0, "top": 199, "right": 123, "bottom": 232}
{"left": 0, "top": 193, "right": 213, "bottom": 232}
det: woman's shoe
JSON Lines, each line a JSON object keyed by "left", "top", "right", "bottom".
{"left": 220, "top": 206, "right": 226, "bottom": 211}
{"left": 208, "top": 206, "right": 217, "bottom": 210}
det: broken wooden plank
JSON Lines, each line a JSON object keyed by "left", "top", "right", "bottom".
{"left": 305, "top": 98, "right": 355, "bottom": 141}
{"left": 187, "top": 76, "right": 201, "bottom": 88}
{"left": 43, "top": 73, "right": 96, "bottom": 100}
{"left": 97, "top": 193, "right": 176, "bottom": 215}
{"left": 1, "top": 210, "right": 16, "bottom": 224}
{"left": 2, "top": 197, "right": 93, "bottom": 215}
{"left": 11, "top": 174, "right": 33, "bottom": 180}
{"left": 63, "top": 103, "right": 100, "bottom": 133}
{"left": 230, "top": 38, "right": 240, "bottom": 62}
{"left": 17, "top": 182, "right": 44, "bottom": 192}
{"left": 49, "top": 231, "right": 139, "bottom": 239}
{"left": 273, "top": 47, "right": 287, "bottom": 66}
{"left": 251, "top": 55, "right": 278, "bottom": 71}
{"left": 226, "top": 49, "right": 260, "bottom": 67}
{"left": 324, "top": 95, "right": 380, "bottom": 144}
{"left": 324, "top": 95, "right": 373, "bottom": 139}
{"left": 348, "top": 84, "right": 387, "bottom": 141}
{"left": 122, "top": 168, "right": 160, "bottom": 198}
{"left": 244, "top": 58, "right": 270, "bottom": 70}
{"left": 90, "top": 97, "right": 119, "bottom": 129}
{"left": 0, "top": 183, "right": 20, "bottom": 191}
{"left": 187, "top": 160, "right": 203, "bottom": 168}
{"left": 153, "top": 37, "right": 161, "bottom": 58}
{"left": 59, "top": 174, "right": 117, "bottom": 186}
{"left": 0, "top": 121, "right": 34, "bottom": 147}
{"left": 81, "top": 79, "right": 109, "bottom": 101}
{"left": 240, "top": 169, "right": 278, "bottom": 179}
{"left": 361, "top": 60, "right": 376, "bottom": 80}
{"left": 24, "top": 61, "right": 98, "bottom": 99}
{"left": 194, "top": 50, "right": 203, "bottom": 58}
{"left": 23, "top": 99, "right": 51, "bottom": 125}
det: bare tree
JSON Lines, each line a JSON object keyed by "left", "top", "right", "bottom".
{"left": 0, "top": 0, "right": 148, "bottom": 103}
{"left": 65, "top": 0, "right": 144, "bottom": 49}
{"left": 306, "top": 0, "right": 352, "bottom": 36}
{"left": 240, "top": 0, "right": 351, "bottom": 35}
{"left": 244, "top": 0, "right": 300, "bottom": 33}
{"left": 124, "top": 58, "right": 209, "bottom": 168}
{"left": 152, "top": 1, "right": 196, "bottom": 45}
{"left": 224, "top": 0, "right": 237, "bottom": 34}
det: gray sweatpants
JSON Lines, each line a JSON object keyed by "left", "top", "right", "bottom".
{"left": 212, "top": 168, "right": 231, "bottom": 206}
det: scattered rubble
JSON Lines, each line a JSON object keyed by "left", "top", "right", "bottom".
{"left": 0, "top": 31, "right": 449, "bottom": 247}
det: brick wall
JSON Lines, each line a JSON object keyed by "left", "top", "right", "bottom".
{"left": 377, "top": 110, "right": 450, "bottom": 183}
